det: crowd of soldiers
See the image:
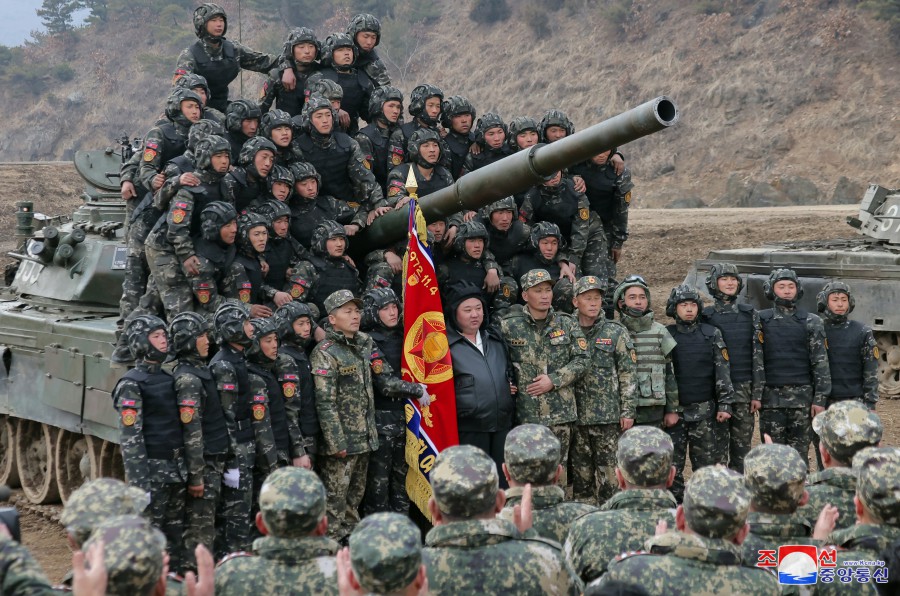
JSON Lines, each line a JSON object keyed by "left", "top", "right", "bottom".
{"left": 1, "top": 2, "right": 898, "bottom": 594}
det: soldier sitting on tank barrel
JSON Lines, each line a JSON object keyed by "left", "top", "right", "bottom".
{"left": 259, "top": 27, "right": 321, "bottom": 118}
{"left": 460, "top": 112, "right": 513, "bottom": 177}
{"left": 223, "top": 99, "right": 262, "bottom": 162}
{"left": 441, "top": 95, "right": 477, "bottom": 180}
{"left": 356, "top": 85, "right": 405, "bottom": 193}
{"left": 382, "top": 128, "right": 454, "bottom": 211}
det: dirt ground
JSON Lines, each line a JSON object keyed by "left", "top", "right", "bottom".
{"left": 2, "top": 164, "right": 898, "bottom": 581}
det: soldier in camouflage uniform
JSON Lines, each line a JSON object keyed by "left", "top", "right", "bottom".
{"left": 275, "top": 301, "right": 321, "bottom": 463}
{"left": 423, "top": 444, "right": 582, "bottom": 595}
{"left": 306, "top": 33, "right": 374, "bottom": 135}
{"left": 383, "top": 128, "right": 454, "bottom": 209}
{"left": 595, "top": 466, "right": 779, "bottom": 595}
{"left": 312, "top": 290, "right": 422, "bottom": 542}
{"left": 0, "top": 528, "right": 53, "bottom": 594}
{"left": 437, "top": 221, "right": 508, "bottom": 309}
{"left": 758, "top": 268, "right": 831, "bottom": 459}
{"left": 441, "top": 95, "right": 477, "bottom": 179}
{"left": 175, "top": 71, "right": 226, "bottom": 123}
{"left": 498, "top": 424, "right": 597, "bottom": 543}
{"left": 498, "top": 269, "right": 590, "bottom": 486}
{"left": 701, "top": 263, "right": 764, "bottom": 472}
{"left": 347, "top": 513, "right": 425, "bottom": 594}
{"left": 614, "top": 276, "right": 680, "bottom": 428}
{"left": 570, "top": 276, "right": 638, "bottom": 505}
{"left": 356, "top": 85, "right": 404, "bottom": 192}
{"left": 665, "top": 284, "right": 735, "bottom": 501}
{"left": 347, "top": 13, "right": 392, "bottom": 87}
{"left": 214, "top": 467, "right": 339, "bottom": 595}
{"left": 223, "top": 99, "right": 262, "bottom": 161}
{"left": 475, "top": 197, "right": 531, "bottom": 276}
{"left": 223, "top": 136, "right": 277, "bottom": 213}
{"left": 304, "top": 220, "right": 363, "bottom": 316}
{"left": 112, "top": 315, "right": 187, "bottom": 571}
{"left": 564, "top": 426, "right": 678, "bottom": 584}
{"left": 83, "top": 515, "right": 168, "bottom": 595}
{"left": 799, "top": 400, "right": 883, "bottom": 530}
{"left": 287, "top": 161, "right": 365, "bottom": 249}
{"left": 509, "top": 222, "right": 575, "bottom": 314}
{"left": 461, "top": 112, "right": 513, "bottom": 175}
{"left": 259, "top": 27, "right": 321, "bottom": 117}
{"left": 137, "top": 88, "right": 203, "bottom": 195}
{"left": 388, "top": 84, "right": 448, "bottom": 169}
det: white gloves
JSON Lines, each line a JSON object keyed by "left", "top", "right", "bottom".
{"left": 418, "top": 384, "right": 431, "bottom": 408}
{"left": 223, "top": 468, "right": 240, "bottom": 489}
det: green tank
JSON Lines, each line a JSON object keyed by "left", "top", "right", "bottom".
{"left": 0, "top": 98, "right": 677, "bottom": 504}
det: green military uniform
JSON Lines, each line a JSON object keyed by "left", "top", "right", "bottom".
{"left": 83, "top": 515, "right": 167, "bottom": 595}
{"left": 497, "top": 424, "right": 596, "bottom": 544}
{"left": 215, "top": 468, "right": 339, "bottom": 596}
{"left": 349, "top": 513, "right": 423, "bottom": 594}
{"left": 0, "top": 533, "right": 53, "bottom": 595}
{"left": 571, "top": 276, "right": 638, "bottom": 505}
{"left": 423, "top": 445, "right": 582, "bottom": 595}
{"left": 564, "top": 426, "right": 677, "bottom": 584}
{"left": 498, "top": 270, "right": 590, "bottom": 484}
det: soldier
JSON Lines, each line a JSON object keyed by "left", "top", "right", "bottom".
{"left": 215, "top": 467, "right": 339, "bottom": 595}
{"left": 438, "top": 221, "right": 507, "bottom": 310}
{"left": 223, "top": 136, "right": 277, "bottom": 212}
{"left": 508, "top": 116, "right": 540, "bottom": 153}
{"left": 0, "top": 530, "right": 52, "bottom": 596}
{"left": 168, "top": 311, "right": 230, "bottom": 571}
{"left": 254, "top": 163, "right": 295, "bottom": 205}
{"left": 223, "top": 99, "right": 262, "bottom": 161}
{"left": 345, "top": 513, "right": 427, "bottom": 595}
{"left": 234, "top": 211, "right": 290, "bottom": 318}
{"left": 286, "top": 161, "right": 365, "bottom": 249}
{"left": 613, "top": 276, "right": 680, "bottom": 428}
{"left": 210, "top": 302, "right": 277, "bottom": 555}
{"left": 82, "top": 515, "right": 169, "bottom": 595}
{"left": 564, "top": 426, "right": 678, "bottom": 584}
{"left": 175, "top": 3, "right": 283, "bottom": 112}
{"left": 347, "top": 13, "right": 391, "bottom": 86}
{"left": 498, "top": 269, "right": 590, "bottom": 485}
{"left": 306, "top": 77, "right": 346, "bottom": 129}
{"left": 112, "top": 315, "right": 187, "bottom": 571}
{"left": 175, "top": 72, "right": 225, "bottom": 123}
{"left": 701, "top": 263, "right": 764, "bottom": 472}
{"left": 595, "top": 466, "right": 779, "bottom": 595}
{"left": 441, "top": 95, "right": 477, "bottom": 179}
{"left": 384, "top": 128, "right": 454, "bottom": 208}
{"left": 740, "top": 443, "right": 815, "bottom": 565}
{"left": 307, "top": 33, "right": 374, "bottom": 135}
{"left": 137, "top": 88, "right": 203, "bottom": 194}
{"left": 261, "top": 109, "right": 304, "bottom": 166}
{"left": 665, "top": 284, "right": 734, "bottom": 501}
{"left": 252, "top": 199, "right": 311, "bottom": 300}
{"left": 361, "top": 288, "right": 427, "bottom": 516}
{"left": 461, "top": 112, "right": 513, "bottom": 175}
{"left": 275, "top": 302, "right": 321, "bottom": 464}
{"left": 259, "top": 27, "right": 321, "bottom": 117}
{"left": 509, "top": 222, "right": 575, "bottom": 313}
{"left": 476, "top": 197, "right": 530, "bottom": 275}
{"left": 758, "top": 268, "right": 831, "bottom": 459}
{"left": 498, "top": 424, "right": 597, "bottom": 543}
{"left": 423, "top": 444, "right": 582, "bottom": 595}
{"left": 305, "top": 220, "right": 363, "bottom": 316}
{"left": 356, "top": 85, "right": 404, "bottom": 192}
{"left": 388, "top": 83, "right": 447, "bottom": 167}
{"left": 570, "top": 275, "right": 638, "bottom": 505}
{"left": 540, "top": 109, "right": 625, "bottom": 173}
{"left": 799, "top": 400, "right": 883, "bottom": 530}
{"left": 189, "top": 201, "right": 249, "bottom": 321}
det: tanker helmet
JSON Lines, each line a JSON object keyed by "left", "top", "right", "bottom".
{"left": 254, "top": 199, "right": 292, "bottom": 235}
{"left": 705, "top": 262, "right": 744, "bottom": 302}
{"left": 283, "top": 27, "right": 320, "bottom": 61}
{"left": 363, "top": 287, "right": 400, "bottom": 329}
{"left": 530, "top": 221, "right": 563, "bottom": 251}
{"left": 214, "top": 301, "right": 251, "bottom": 347}
{"left": 308, "top": 77, "right": 344, "bottom": 103}
{"left": 288, "top": 161, "right": 321, "bottom": 186}
{"left": 347, "top": 13, "right": 382, "bottom": 46}
{"left": 454, "top": 220, "right": 489, "bottom": 255}
{"left": 238, "top": 136, "right": 277, "bottom": 168}
{"left": 168, "top": 312, "right": 209, "bottom": 356}
{"left": 763, "top": 268, "right": 803, "bottom": 304}
{"left": 368, "top": 85, "right": 404, "bottom": 121}
{"left": 312, "top": 220, "right": 347, "bottom": 255}
{"left": 303, "top": 94, "right": 337, "bottom": 131}
{"left": 193, "top": 3, "right": 227, "bottom": 40}
{"left": 666, "top": 284, "right": 703, "bottom": 319}
{"left": 125, "top": 315, "right": 168, "bottom": 362}
{"left": 194, "top": 134, "right": 231, "bottom": 172}
{"left": 487, "top": 196, "right": 517, "bottom": 216}
{"left": 539, "top": 109, "right": 575, "bottom": 141}
{"left": 407, "top": 128, "right": 442, "bottom": 167}
{"left": 408, "top": 84, "right": 444, "bottom": 126}
{"left": 508, "top": 116, "right": 539, "bottom": 150}
{"left": 200, "top": 201, "right": 238, "bottom": 242}
{"left": 275, "top": 301, "right": 316, "bottom": 341}
{"left": 321, "top": 32, "right": 358, "bottom": 67}
{"left": 440, "top": 95, "right": 476, "bottom": 129}
{"left": 614, "top": 274, "right": 651, "bottom": 316}
{"left": 261, "top": 109, "right": 294, "bottom": 139}
{"left": 165, "top": 88, "right": 203, "bottom": 124}
{"left": 238, "top": 211, "right": 269, "bottom": 253}
{"left": 247, "top": 316, "right": 281, "bottom": 363}
{"left": 266, "top": 165, "right": 295, "bottom": 198}
{"left": 474, "top": 112, "right": 507, "bottom": 146}
{"left": 817, "top": 280, "right": 855, "bottom": 315}
{"left": 225, "top": 99, "right": 262, "bottom": 133}
{"left": 174, "top": 73, "right": 211, "bottom": 104}
{"left": 187, "top": 119, "right": 226, "bottom": 153}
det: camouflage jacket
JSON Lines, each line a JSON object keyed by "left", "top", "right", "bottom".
{"left": 137, "top": 120, "right": 191, "bottom": 190}
{"left": 191, "top": 247, "right": 249, "bottom": 319}
{"left": 741, "top": 511, "right": 815, "bottom": 566}
{"left": 597, "top": 531, "right": 780, "bottom": 595}
{"left": 175, "top": 38, "right": 278, "bottom": 81}
{"left": 214, "top": 535, "right": 339, "bottom": 596}
{"left": 519, "top": 178, "right": 591, "bottom": 264}
{"left": 497, "top": 306, "right": 590, "bottom": 426}
{"left": 760, "top": 305, "right": 831, "bottom": 407}
{"left": 568, "top": 161, "right": 633, "bottom": 248}
{"left": 357, "top": 50, "right": 391, "bottom": 87}
{"left": 173, "top": 355, "right": 227, "bottom": 487}
{"left": 703, "top": 299, "right": 765, "bottom": 402}
{"left": 0, "top": 533, "right": 53, "bottom": 595}
{"left": 815, "top": 523, "right": 900, "bottom": 595}
{"left": 575, "top": 315, "right": 638, "bottom": 424}
{"left": 499, "top": 485, "right": 597, "bottom": 545}
{"left": 799, "top": 467, "right": 857, "bottom": 531}
{"left": 564, "top": 488, "right": 678, "bottom": 583}
{"left": 667, "top": 321, "right": 736, "bottom": 414}
{"left": 294, "top": 132, "right": 384, "bottom": 213}
{"left": 423, "top": 518, "right": 582, "bottom": 595}
{"left": 620, "top": 311, "right": 680, "bottom": 414}
{"left": 146, "top": 170, "right": 227, "bottom": 262}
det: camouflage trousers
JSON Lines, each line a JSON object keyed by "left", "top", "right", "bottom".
{"left": 216, "top": 441, "right": 255, "bottom": 558}
{"left": 550, "top": 423, "right": 574, "bottom": 488}
{"left": 666, "top": 402, "right": 717, "bottom": 503}
{"left": 759, "top": 408, "right": 811, "bottom": 465}
{"left": 145, "top": 470, "right": 187, "bottom": 573}
{"left": 119, "top": 211, "right": 154, "bottom": 327}
{"left": 362, "top": 410, "right": 409, "bottom": 517}
{"left": 571, "top": 423, "right": 620, "bottom": 506}
{"left": 713, "top": 382, "right": 756, "bottom": 473}
{"left": 145, "top": 244, "right": 194, "bottom": 320}
{"left": 319, "top": 451, "right": 370, "bottom": 542}
{"left": 581, "top": 217, "right": 611, "bottom": 283}
{"left": 183, "top": 454, "right": 225, "bottom": 570}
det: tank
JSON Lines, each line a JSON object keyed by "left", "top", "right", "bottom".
{"left": 683, "top": 184, "right": 900, "bottom": 398}
{"left": 0, "top": 98, "right": 677, "bottom": 505}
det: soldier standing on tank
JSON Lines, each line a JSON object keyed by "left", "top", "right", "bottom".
{"left": 498, "top": 269, "right": 590, "bottom": 486}
{"left": 570, "top": 275, "right": 637, "bottom": 505}
{"left": 210, "top": 302, "right": 277, "bottom": 556}
{"left": 259, "top": 28, "right": 321, "bottom": 117}
{"left": 356, "top": 85, "right": 404, "bottom": 193}
{"left": 665, "top": 284, "right": 735, "bottom": 501}
{"left": 509, "top": 222, "right": 576, "bottom": 313}
{"left": 168, "top": 312, "right": 229, "bottom": 571}
{"left": 361, "top": 288, "right": 430, "bottom": 516}
{"left": 388, "top": 84, "right": 448, "bottom": 167}
{"left": 223, "top": 136, "right": 277, "bottom": 213}
{"left": 306, "top": 34, "right": 374, "bottom": 136}
{"left": 441, "top": 95, "right": 477, "bottom": 180}
{"left": 113, "top": 315, "right": 187, "bottom": 571}
{"left": 286, "top": 161, "right": 365, "bottom": 249}
{"left": 234, "top": 212, "right": 291, "bottom": 319}
{"left": 303, "top": 220, "right": 363, "bottom": 316}
{"left": 476, "top": 197, "right": 530, "bottom": 276}
{"left": 701, "top": 263, "right": 764, "bottom": 472}
{"left": 613, "top": 275, "right": 680, "bottom": 429}
{"left": 189, "top": 201, "right": 250, "bottom": 322}
{"left": 438, "top": 221, "right": 506, "bottom": 306}
{"left": 137, "top": 88, "right": 203, "bottom": 200}
{"left": 260, "top": 109, "right": 305, "bottom": 166}
{"left": 174, "top": 3, "right": 285, "bottom": 113}
{"left": 223, "top": 99, "right": 262, "bottom": 161}
{"left": 383, "top": 128, "right": 454, "bottom": 209}
{"left": 460, "top": 113, "right": 513, "bottom": 176}
{"left": 348, "top": 14, "right": 391, "bottom": 87}
{"left": 758, "top": 268, "right": 831, "bottom": 459}
{"left": 175, "top": 72, "right": 225, "bottom": 123}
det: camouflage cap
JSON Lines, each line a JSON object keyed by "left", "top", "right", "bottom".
{"left": 259, "top": 467, "right": 326, "bottom": 538}
{"left": 61, "top": 478, "right": 151, "bottom": 546}
{"left": 616, "top": 426, "right": 674, "bottom": 487}
{"left": 520, "top": 268, "right": 554, "bottom": 291}
{"left": 504, "top": 424, "right": 560, "bottom": 485}
{"left": 84, "top": 514, "right": 165, "bottom": 595}
{"left": 574, "top": 275, "right": 607, "bottom": 296}
{"left": 852, "top": 446, "right": 900, "bottom": 471}
{"left": 350, "top": 512, "right": 421, "bottom": 593}
{"left": 431, "top": 444, "right": 498, "bottom": 518}
{"left": 324, "top": 289, "right": 363, "bottom": 314}
{"left": 743, "top": 444, "right": 807, "bottom": 513}
{"left": 857, "top": 456, "right": 900, "bottom": 526}
{"left": 812, "top": 400, "right": 883, "bottom": 463}
{"left": 683, "top": 465, "right": 750, "bottom": 539}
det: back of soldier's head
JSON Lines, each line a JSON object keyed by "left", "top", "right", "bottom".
{"left": 259, "top": 467, "right": 327, "bottom": 538}
{"left": 504, "top": 424, "right": 560, "bottom": 485}
{"left": 743, "top": 443, "right": 807, "bottom": 514}
{"left": 431, "top": 445, "right": 498, "bottom": 520}
{"left": 61, "top": 478, "right": 150, "bottom": 547}
{"left": 84, "top": 515, "right": 165, "bottom": 596}
{"left": 856, "top": 449, "right": 900, "bottom": 527}
{"left": 350, "top": 512, "right": 422, "bottom": 594}
{"left": 616, "top": 426, "right": 673, "bottom": 488}
{"left": 683, "top": 466, "right": 750, "bottom": 540}
{"left": 813, "top": 400, "right": 883, "bottom": 466}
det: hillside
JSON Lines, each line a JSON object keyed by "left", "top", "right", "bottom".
{"left": 1, "top": 0, "right": 898, "bottom": 208}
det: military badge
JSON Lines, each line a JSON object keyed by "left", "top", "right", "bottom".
{"left": 180, "top": 407, "right": 194, "bottom": 424}
{"left": 579, "top": 208, "right": 589, "bottom": 220}
{"left": 239, "top": 289, "right": 250, "bottom": 302}
{"left": 172, "top": 209, "right": 186, "bottom": 224}
{"left": 577, "top": 338, "right": 588, "bottom": 350}
{"left": 631, "top": 350, "right": 638, "bottom": 363}
{"left": 874, "top": 346, "right": 881, "bottom": 359}
{"left": 282, "top": 382, "right": 296, "bottom": 398}
{"left": 502, "top": 286, "right": 511, "bottom": 298}
{"left": 196, "top": 288, "right": 210, "bottom": 304}
{"left": 721, "top": 348, "right": 730, "bottom": 361}
{"left": 290, "top": 284, "right": 304, "bottom": 298}
{"left": 121, "top": 408, "right": 137, "bottom": 426}
{"left": 624, "top": 191, "right": 632, "bottom": 204}
{"left": 252, "top": 404, "right": 265, "bottom": 420}
{"left": 758, "top": 331, "right": 764, "bottom": 344}
{"left": 363, "top": 158, "right": 371, "bottom": 170}
{"left": 143, "top": 149, "right": 157, "bottom": 162}
{"left": 391, "top": 152, "right": 403, "bottom": 166}
{"left": 371, "top": 359, "right": 384, "bottom": 374}
{"left": 388, "top": 186, "right": 400, "bottom": 197}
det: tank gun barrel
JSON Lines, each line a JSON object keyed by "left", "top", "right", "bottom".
{"left": 358, "top": 96, "right": 678, "bottom": 248}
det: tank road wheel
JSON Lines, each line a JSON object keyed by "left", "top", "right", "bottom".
{"left": 14, "top": 420, "right": 60, "bottom": 504}
{"left": 54, "top": 430, "right": 98, "bottom": 503}
{"left": 875, "top": 331, "right": 900, "bottom": 398}
{"left": 0, "top": 415, "right": 20, "bottom": 488}
{"left": 98, "top": 440, "right": 125, "bottom": 481}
